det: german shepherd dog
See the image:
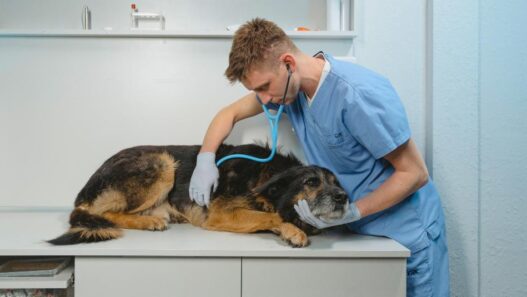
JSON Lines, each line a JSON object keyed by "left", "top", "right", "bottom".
{"left": 48, "top": 144, "right": 349, "bottom": 247}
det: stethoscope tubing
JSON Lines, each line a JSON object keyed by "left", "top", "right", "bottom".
{"left": 216, "top": 66, "right": 292, "bottom": 167}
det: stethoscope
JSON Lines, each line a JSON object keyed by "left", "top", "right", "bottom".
{"left": 216, "top": 64, "right": 292, "bottom": 167}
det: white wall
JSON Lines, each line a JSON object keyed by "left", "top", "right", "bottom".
{"left": 433, "top": 0, "right": 527, "bottom": 296}
{"left": 433, "top": 0, "right": 480, "bottom": 295}
{"left": 479, "top": 1, "right": 527, "bottom": 296}
{"left": 0, "top": 0, "right": 427, "bottom": 208}
{"left": 354, "top": 0, "right": 427, "bottom": 152}
{"left": 0, "top": 0, "right": 326, "bottom": 31}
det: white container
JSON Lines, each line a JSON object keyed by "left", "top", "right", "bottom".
{"left": 340, "top": 0, "right": 351, "bottom": 31}
{"left": 326, "top": 0, "right": 340, "bottom": 31}
{"left": 81, "top": 5, "right": 91, "bottom": 30}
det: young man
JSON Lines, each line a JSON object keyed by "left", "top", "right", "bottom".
{"left": 189, "top": 18, "right": 449, "bottom": 296}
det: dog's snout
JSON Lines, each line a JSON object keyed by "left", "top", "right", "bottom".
{"left": 333, "top": 192, "right": 348, "bottom": 204}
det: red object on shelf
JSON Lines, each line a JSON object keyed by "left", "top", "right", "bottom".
{"left": 295, "top": 26, "right": 311, "bottom": 31}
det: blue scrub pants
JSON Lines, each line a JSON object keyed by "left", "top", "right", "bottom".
{"left": 406, "top": 220, "right": 450, "bottom": 297}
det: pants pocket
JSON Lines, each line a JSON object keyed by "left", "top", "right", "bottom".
{"left": 407, "top": 238, "right": 433, "bottom": 297}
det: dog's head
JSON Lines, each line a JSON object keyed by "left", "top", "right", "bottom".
{"left": 254, "top": 165, "right": 349, "bottom": 231}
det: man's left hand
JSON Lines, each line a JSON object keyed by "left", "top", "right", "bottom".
{"left": 294, "top": 200, "right": 361, "bottom": 229}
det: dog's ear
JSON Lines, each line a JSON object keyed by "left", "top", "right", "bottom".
{"left": 267, "top": 185, "right": 278, "bottom": 196}
{"left": 253, "top": 170, "right": 294, "bottom": 199}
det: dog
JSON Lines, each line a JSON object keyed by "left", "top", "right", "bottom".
{"left": 48, "top": 143, "right": 349, "bottom": 247}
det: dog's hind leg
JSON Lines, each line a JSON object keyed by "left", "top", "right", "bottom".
{"left": 101, "top": 199, "right": 187, "bottom": 231}
{"left": 147, "top": 201, "right": 188, "bottom": 224}
{"left": 102, "top": 212, "right": 168, "bottom": 231}
{"left": 48, "top": 151, "right": 179, "bottom": 245}
{"left": 99, "top": 153, "right": 178, "bottom": 231}
{"left": 93, "top": 161, "right": 180, "bottom": 232}
{"left": 125, "top": 153, "right": 178, "bottom": 214}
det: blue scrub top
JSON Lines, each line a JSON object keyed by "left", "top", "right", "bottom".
{"left": 268, "top": 52, "right": 444, "bottom": 253}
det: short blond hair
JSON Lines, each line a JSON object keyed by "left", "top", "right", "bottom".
{"left": 225, "top": 18, "right": 298, "bottom": 83}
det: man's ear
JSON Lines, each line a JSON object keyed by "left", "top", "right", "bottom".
{"left": 280, "top": 53, "right": 296, "bottom": 72}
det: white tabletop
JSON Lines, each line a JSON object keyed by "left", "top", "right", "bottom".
{"left": 0, "top": 209, "right": 409, "bottom": 258}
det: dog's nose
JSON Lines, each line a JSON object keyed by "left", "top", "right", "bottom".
{"left": 333, "top": 193, "right": 348, "bottom": 204}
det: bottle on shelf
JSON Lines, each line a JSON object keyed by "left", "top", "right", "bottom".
{"left": 130, "top": 3, "right": 138, "bottom": 29}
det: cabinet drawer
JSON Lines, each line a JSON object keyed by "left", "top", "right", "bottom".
{"left": 75, "top": 257, "right": 240, "bottom": 297}
{"left": 242, "top": 258, "right": 406, "bottom": 297}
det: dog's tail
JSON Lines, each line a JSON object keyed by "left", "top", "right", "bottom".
{"left": 47, "top": 208, "right": 122, "bottom": 245}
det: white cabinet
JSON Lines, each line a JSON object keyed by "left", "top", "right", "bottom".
{"left": 73, "top": 256, "right": 406, "bottom": 297}
{"left": 74, "top": 257, "right": 241, "bottom": 297}
{"left": 0, "top": 211, "right": 409, "bottom": 297}
{"left": 242, "top": 258, "right": 406, "bottom": 297}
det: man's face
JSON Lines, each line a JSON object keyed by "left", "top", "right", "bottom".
{"left": 242, "top": 63, "right": 298, "bottom": 105}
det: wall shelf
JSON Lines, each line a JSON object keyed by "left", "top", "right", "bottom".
{"left": 0, "top": 29, "right": 356, "bottom": 39}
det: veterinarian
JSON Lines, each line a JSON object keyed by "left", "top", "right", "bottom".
{"left": 189, "top": 18, "right": 449, "bottom": 296}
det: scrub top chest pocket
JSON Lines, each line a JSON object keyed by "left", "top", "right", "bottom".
{"left": 323, "top": 131, "right": 350, "bottom": 147}
{"left": 311, "top": 119, "right": 369, "bottom": 173}
{"left": 306, "top": 111, "right": 353, "bottom": 148}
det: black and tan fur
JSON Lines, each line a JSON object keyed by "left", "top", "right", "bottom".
{"left": 48, "top": 144, "right": 349, "bottom": 247}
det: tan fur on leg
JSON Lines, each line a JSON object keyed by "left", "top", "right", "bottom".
{"left": 102, "top": 212, "right": 168, "bottom": 231}
{"left": 200, "top": 207, "right": 308, "bottom": 247}
{"left": 128, "top": 154, "right": 178, "bottom": 214}
{"left": 272, "top": 223, "right": 309, "bottom": 247}
{"left": 201, "top": 207, "right": 283, "bottom": 233}
{"left": 143, "top": 201, "right": 187, "bottom": 224}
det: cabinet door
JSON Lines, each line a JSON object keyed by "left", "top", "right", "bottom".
{"left": 75, "top": 257, "right": 240, "bottom": 297}
{"left": 242, "top": 258, "right": 406, "bottom": 297}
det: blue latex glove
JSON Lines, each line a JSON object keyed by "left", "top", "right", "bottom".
{"left": 294, "top": 199, "right": 361, "bottom": 229}
{"left": 189, "top": 152, "right": 219, "bottom": 207}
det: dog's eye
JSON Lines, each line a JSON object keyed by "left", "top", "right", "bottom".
{"left": 304, "top": 177, "right": 320, "bottom": 187}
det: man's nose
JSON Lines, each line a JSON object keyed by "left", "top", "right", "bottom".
{"left": 256, "top": 92, "right": 273, "bottom": 104}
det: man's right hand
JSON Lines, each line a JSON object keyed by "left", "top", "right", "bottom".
{"left": 189, "top": 152, "right": 219, "bottom": 207}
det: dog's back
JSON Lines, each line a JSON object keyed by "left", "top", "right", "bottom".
{"left": 168, "top": 144, "right": 301, "bottom": 210}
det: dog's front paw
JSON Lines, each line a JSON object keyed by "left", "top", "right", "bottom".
{"left": 287, "top": 231, "right": 310, "bottom": 248}
{"left": 280, "top": 223, "right": 310, "bottom": 248}
{"left": 146, "top": 216, "right": 169, "bottom": 231}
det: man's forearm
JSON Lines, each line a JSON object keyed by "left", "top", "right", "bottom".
{"left": 199, "top": 108, "right": 235, "bottom": 153}
{"left": 355, "top": 169, "right": 428, "bottom": 218}
{"left": 200, "top": 93, "right": 262, "bottom": 154}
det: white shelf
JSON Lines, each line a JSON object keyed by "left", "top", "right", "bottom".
{"left": 0, "top": 29, "right": 356, "bottom": 39}
{"left": 0, "top": 266, "right": 73, "bottom": 289}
